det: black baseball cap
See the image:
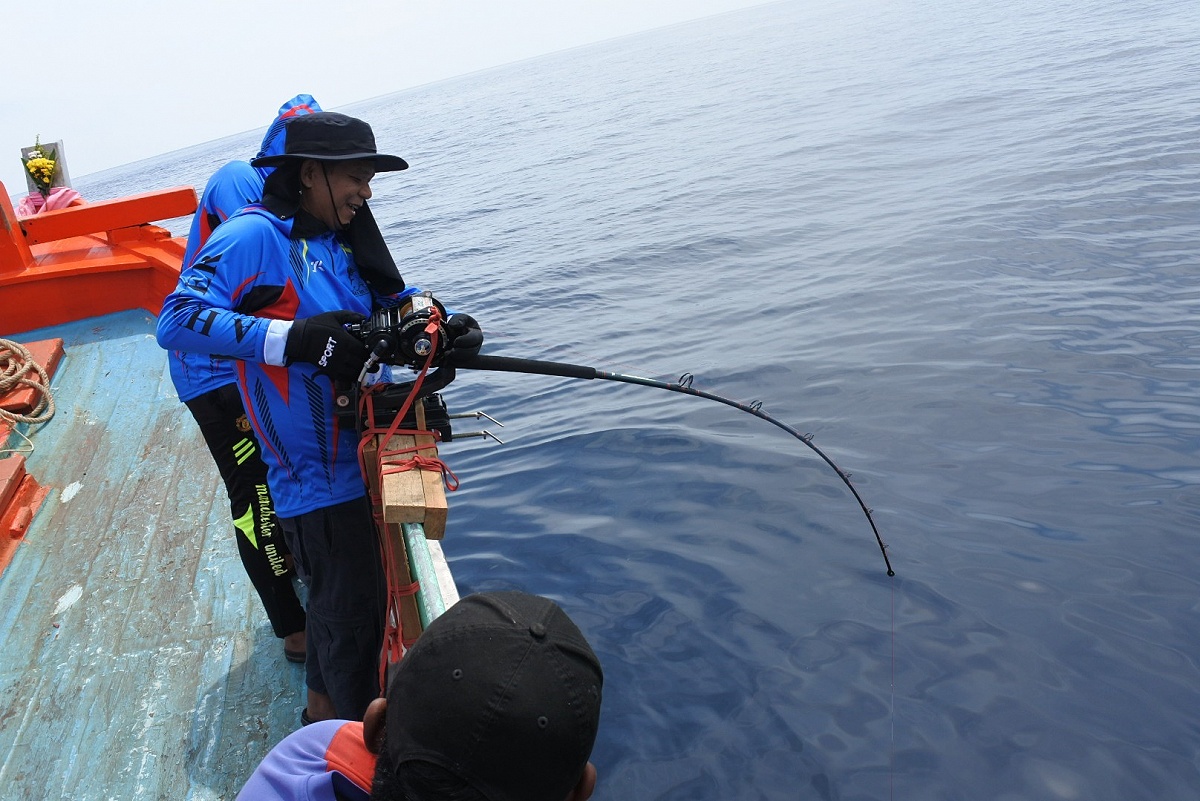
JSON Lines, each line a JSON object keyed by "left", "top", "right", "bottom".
{"left": 251, "top": 111, "right": 408, "bottom": 171}
{"left": 385, "top": 591, "right": 604, "bottom": 801}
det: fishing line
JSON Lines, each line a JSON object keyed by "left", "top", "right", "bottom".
{"left": 446, "top": 352, "right": 895, "bottom": 576}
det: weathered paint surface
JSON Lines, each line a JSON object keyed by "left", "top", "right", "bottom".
{"left": 0, "top": 311, "right": 307, "bottom": 800}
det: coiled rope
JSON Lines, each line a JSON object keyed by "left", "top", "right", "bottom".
{"left": 0, "top": 339, "right": 56, "bottom": 426}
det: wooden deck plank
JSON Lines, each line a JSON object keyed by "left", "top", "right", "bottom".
{"left": 0, "top": 311, "right": 305, "bottom": 800}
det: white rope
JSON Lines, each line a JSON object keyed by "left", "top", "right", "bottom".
{"left": 0, "top": 339, "right": 56, "bottom": 428}
{"left": 1, "top": 426, "right": 35, "bottom": 457}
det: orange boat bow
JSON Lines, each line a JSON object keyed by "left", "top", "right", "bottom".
{"left": 0, "top": 180, "right": 197, "bottom": 335}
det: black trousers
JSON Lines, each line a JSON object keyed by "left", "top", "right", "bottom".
{"left": 185, "top": 383, "right": 306, "bottom": 639}
{"left": 279, "top": 494, "right": 386, "bottom": 721}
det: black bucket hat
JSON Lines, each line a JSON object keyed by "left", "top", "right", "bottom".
{"left": 251, "top": 111, "right": 408, "bottom": 171}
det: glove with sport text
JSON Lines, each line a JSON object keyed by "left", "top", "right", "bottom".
{"left": 285, "top": 310, "right": 369, "bottom": 381}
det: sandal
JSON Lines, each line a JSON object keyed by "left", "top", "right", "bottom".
{"left": 283, "top": 631, "right": 306, "bottom": 664}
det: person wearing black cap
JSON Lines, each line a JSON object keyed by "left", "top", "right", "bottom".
{"left": 157, "top": 112, "right": 482, "bottom": 725}
{"left": 235, "top": 591, "right": 604, "bottom": 801}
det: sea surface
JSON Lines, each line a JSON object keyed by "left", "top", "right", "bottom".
{"left": 75, "top": 0, "right": 1200, "bottom": 798}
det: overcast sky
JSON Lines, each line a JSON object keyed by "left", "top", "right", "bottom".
{"left": 2, "top": 0, "right": 774, "bottom": 195}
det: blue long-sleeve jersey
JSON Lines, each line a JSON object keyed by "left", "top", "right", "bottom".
{"left": 157, "top": 204, "right": 416, "bottom": 517}
{"left": 168, "top": 93, "right": 322, "bottom": 402}
{"left": 167, "top": 161, "right": 264, "bottom": 401}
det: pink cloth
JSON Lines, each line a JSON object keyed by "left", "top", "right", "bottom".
{"left": 17, "top": 187, "right": 84, "bottom": 216}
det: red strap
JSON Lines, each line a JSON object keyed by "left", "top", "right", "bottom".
{"left": 349, "top": 309, "right": 459, "bottom": 694}
{"left": 379, "top": 443, "right": 461, "bottom": 492}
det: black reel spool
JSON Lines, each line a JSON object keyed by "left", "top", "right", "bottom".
{"left": 333, "top": 369, "right": 457, "bottom": 439}
{"left": 348, "top": 293, "right": 451, "bottom": 367}
{"left": 334, "top": 389, "right": 454, "bottom": 441}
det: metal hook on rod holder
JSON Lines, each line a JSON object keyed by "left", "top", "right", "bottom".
{"left": 449, "top": 410, "right": 505, "bottom": 428}
{"left": 449, "top": 428, "right": 506, "bottom": 445}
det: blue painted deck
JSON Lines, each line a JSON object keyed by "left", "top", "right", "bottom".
{"left": 0, "top": 311, "right": 307, "bottom": 800}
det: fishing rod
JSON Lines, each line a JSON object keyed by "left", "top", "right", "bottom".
{"left": 346, "top": 298, "right": 894, "bottom": 576}
{"left": 444, "top": 352, "right": 894, "bottom": 577}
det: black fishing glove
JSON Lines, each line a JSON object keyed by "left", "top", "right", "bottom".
{"left": 285, "top": 310, "right": 369, "bottom": 381}
{"left": 444, "top": 312, "right": 483, "bottom": 359}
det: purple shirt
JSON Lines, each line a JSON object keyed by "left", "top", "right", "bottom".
{"left": 236, "top": 720, "right": 374, "bottom": 801}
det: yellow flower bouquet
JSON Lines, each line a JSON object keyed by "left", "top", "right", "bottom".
{"left": 22, "top": 136, "right": 58, "bottom": 196}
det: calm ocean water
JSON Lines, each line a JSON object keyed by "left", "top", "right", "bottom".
{"left": 78, "top": 0, "right": 1200, "bottom": 798}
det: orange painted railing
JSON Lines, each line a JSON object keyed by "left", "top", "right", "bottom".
{"left": 18, "top": 187, "right": 197, "bottom": 247}
{"left": 0, "top": 180, "right": 197, "bottom": 335}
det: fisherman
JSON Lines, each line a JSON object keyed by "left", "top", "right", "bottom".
{"left": 156, "top": 111, "right": 483, "bottom": 723}
{"left": 167, "top": 94, "right": 322, "bottom": 666}
{"left": 235, "top": 590, "right": 604, "bottom": 801}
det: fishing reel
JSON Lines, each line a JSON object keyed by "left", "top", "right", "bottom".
{"left": 346, "top": 292, "right": 450, "bottom": 368}
{"left": 335, "top": 291, "right": 503, "bottom": 444}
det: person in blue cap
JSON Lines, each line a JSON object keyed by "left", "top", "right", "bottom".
{"left": 181, "top": 94, "right": 322, "bottom": 267}
{"left": 157, "top": 110, "right": 482, "bottom": 724}
{"left": 167, "top": 95, "right": 322, "bottom": 666}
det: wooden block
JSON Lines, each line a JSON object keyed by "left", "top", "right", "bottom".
{"left": 406, "top": 400, "right": 446, "bottom": 539}
{"left": 400, "top": 400, "right": 448, "bottom": 537}
{"left": 414, "top": 431, "right": 447, "bottom": 540}
{"left": 363, "top": 447, "right": 422, "bottom": 642}
{"left": 380, "top": 434, "right": 427, "bottom": 525}
{"left": 383, "top": 521, "right": 423, "bottom": 642}
{"left": 372, "top": 399, "right": 450, "bottom": 537}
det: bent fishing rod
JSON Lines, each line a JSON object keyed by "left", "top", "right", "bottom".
{"left": 444, "top": 351, "right": 894, "bottom": 576}
{"left": 345, "top": 298, "right": 893, "bottom": 576}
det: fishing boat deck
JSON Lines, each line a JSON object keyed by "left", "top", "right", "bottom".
{"left": 0, "top": 311, "right": 316, "bottom": 799}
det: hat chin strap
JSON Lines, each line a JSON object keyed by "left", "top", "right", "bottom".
{"left": 320, "top": 162, "right": 347, "bottom": 231}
